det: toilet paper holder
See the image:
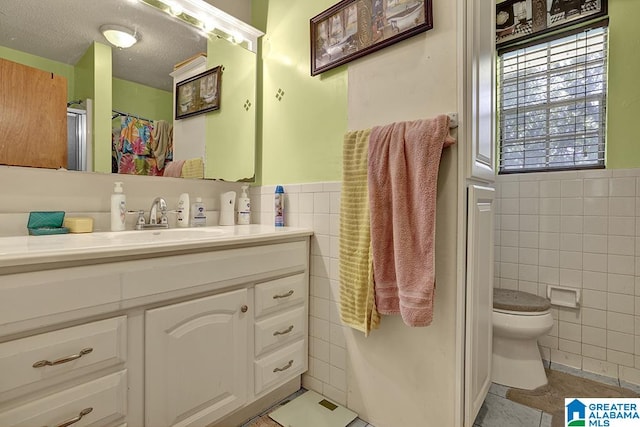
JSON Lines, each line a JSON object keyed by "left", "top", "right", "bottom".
{"left": 546, "top": 285, "right": 581, "bottom": 309}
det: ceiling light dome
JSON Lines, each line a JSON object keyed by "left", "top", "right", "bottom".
{"left": 100, "top": 24, "right": 138, "bottom": 49}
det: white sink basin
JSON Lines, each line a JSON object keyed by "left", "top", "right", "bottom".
{"left": 89, "top": 227, "right": 228, "bottom": 244}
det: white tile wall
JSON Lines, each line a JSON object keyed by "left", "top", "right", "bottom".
{"left": 495, "top": 169, "right": 640, "bottom": 386}
{"left": 253, "top": 182, "right": 349, "bottom": 405}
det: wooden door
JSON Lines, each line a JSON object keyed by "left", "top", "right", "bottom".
{"left": 0, "top": 58, "right": 67, "bottom": 169}
{"left": 145, "top": 289, "right": 248, "bottom": 427}
{"left": 464, "top": 185, "right": 495, "bottom": 426}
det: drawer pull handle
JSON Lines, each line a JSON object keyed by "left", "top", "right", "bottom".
{"left": 273, "top": 359, "right": 294, "bottom": 373}
{"left": 273, "top": 290, "right": 294, "bottom": 299}
{"left": 32, "top": 348, "right": 93, "bottom": 368}
{"left": 49, "top": 407, "right": 93, "bottom": 427}
{"left": 273, "top": 325, "right": 294, "bottom": 336}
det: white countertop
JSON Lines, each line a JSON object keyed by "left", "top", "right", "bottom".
{"left": 0, "top": 225, "right": 313, "bottom": 272}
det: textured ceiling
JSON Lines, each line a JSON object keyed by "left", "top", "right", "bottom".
{"left": 0, "top": 0, "right": 209, "bottom": 91}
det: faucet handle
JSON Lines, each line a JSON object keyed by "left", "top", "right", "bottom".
{"left": 127, "top": 210, "right": 146, "bottom": 228}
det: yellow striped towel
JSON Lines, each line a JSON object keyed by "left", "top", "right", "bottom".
{"left": 339, "top": 129, "right": 380, "bottom": 336}
{"left": 181, "top": 158, "right": 204, "bottom": 179}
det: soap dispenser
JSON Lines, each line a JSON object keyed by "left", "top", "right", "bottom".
{"left": 177, "top": 193, "right": 190, "bottom": 228}
{"left": 237, "top": 185, "right": 251, "bottom": 225}
{"left": 110, "top": 181, "right": 126, "bottom": 231}
{"left": 219, "top": 191, "right": 236, "bottom": 226}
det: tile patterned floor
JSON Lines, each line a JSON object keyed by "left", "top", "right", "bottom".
{"left": 244, "top": 363, "right": 639, "bottom": 427}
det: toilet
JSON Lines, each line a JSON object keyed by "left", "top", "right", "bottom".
{"left": 492, "top": 288, "right": 553, "bottom": 390}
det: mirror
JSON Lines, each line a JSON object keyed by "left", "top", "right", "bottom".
{"left": 0, "top": 0, "right": 259, "bottom": 181}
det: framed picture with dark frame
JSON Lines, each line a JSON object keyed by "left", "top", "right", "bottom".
{"left": 310, "top": 0, "right": 433, "bottom": 76}
{"left": 175, "top": 66, "right": 222, "bottom": 120}
{"left": 496, "top": 0, "right": 607, "bottom": 47}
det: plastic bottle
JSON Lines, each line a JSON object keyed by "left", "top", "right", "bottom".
{"left": 237, "top": 185, "right": 251, "bottom": 225}
{"left": 110, "top": 181, "right": 126, "bottom": 231}
{"left": 191, "top": 197, "right": 207, "bottom": 227}
{"left": 177, "top": 193, "right": 190, "bottom": 228}
{"left": 274, "top": 185, "right": 285, "bottom": 227}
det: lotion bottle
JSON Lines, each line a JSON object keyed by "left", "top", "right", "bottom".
{"left": 177, "top": 193, "right": 190, "bottom": 228}
{"left": 191, "top": 197, "right": 207, "bottom": 227}
{"left": 237, "top": 185, "right": 251, "bottom": 225}
{"left": 110, "top": 181, "right": 126, "bottom": 231}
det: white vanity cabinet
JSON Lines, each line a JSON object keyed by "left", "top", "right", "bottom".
{"left": 0, "top": 228, "right": 311, "bottom": 427}
{"left": 145, "top": 289, "right": 249, "bottom": 427}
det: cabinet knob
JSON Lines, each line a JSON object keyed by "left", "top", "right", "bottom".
{"left": 241, "top": 305, "right": 248, "bottom": 313}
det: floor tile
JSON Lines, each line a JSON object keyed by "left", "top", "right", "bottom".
{"left": 540, "top": 412, "right": 553, "bottom": 427}
{"left": 474, "top": 392, "right": 543, "bottom": 427}
{"left": 346, "top": 419, "right": 368, "bottom": 427}
{"left": 488, "top": 383, "right": 509, "bottom": 398}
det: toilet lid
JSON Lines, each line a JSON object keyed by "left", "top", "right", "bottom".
{"left": 493, "top": 288, "right": 551, "bottom": 312}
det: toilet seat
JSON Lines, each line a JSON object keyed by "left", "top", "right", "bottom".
{"left": 493, "top": 288, "right": 551, "bottom": 312}
{"left": 493, "top": 307, "right": 550, "bottom": 316}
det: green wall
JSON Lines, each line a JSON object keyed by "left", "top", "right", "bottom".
{"left": 0, "top": 46, "right": 75, "bottom": 100}
{"left": 112, "top": 78, "right": 173, "bottom": 124}
{"left": 605, "top": 0, "right": 640, "bottom": 169}
{"left": 253, "top": 0, "right": 348, "bottom": 185}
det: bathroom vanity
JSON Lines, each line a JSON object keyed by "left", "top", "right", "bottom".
{"left": 0, "top": 225, "right": 312, "bottom": 427}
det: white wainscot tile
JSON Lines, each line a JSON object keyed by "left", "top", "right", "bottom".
{"left": 301, "top": 374, "right": 324, "bottom": 394}
{"left": 559, "top": 339, "right": 582, "bottom": 355}
{"left": 300, "top": 193, "right": 314, "bottom": 213}
{"left": 582, "top": 357, "right": 619, "bottom": 378}
{"left": 301, "top": 183, "right": 325, "bottom": 193}
{"left": 519, "top": 231, "right": 539, "bottom": 248}
{"left": 607, "top": 312, "right": 635, "bottom": 334}
{"left": 518, "top": 281, "right": 538, "bottom": 295}
{"left": 501, "top": 247, "right": 519, "bottom": 263}
{"left": 539, "top": 267, "right": 560, "bottom": 285}
{"left": 610, "top": 177, "right": 636, "bottom": 197}
{"left": 620, "top": 366, "right": 640, "bottom": 386}
{"left": 540, "top": 215, "right": 560, "bottom": 232}
{"left": 559, "top": 268, "right": 582, "bottom": 287}
{"left": 330, "top": 344, "right": 346, "bottom": 371}
{"left": 329, "top": 366, "right": 347, "bottom": 392}
{"left": 607, "top": 292, "right": 635, "bottom": 318}
{"left": 500, "top": 262, "right": 518, "bottom": 280}
{"left": 311, "top": 276, "right": 332, "bottom": 300}
{"left": 540, "top": 180, "right": 561, "bottom": 197}
{"left": 311, "top": 296, "right": 331, "bottom": 321}
{"left": 582, "top": 290, "right": 607, "bottom": 310}
{"left": 582, "top": 346, "right": 607, "bottom": 362}
{"left": 501, "top": 230, "right": 519, "bottom": 247}
{"left": 560, "top": 251, "right": 583, "bottom": 270}
{"left": 582, "top": 271, "right": 607, "bottom": 291}
{"left": 560, "top": 234, "right": 583, "bottom": 252}
{"left": 558, "top": 321, "right": 581, "bottom": 341}
{"left": 312, "top": 235, "right": 331, "bottom": 257}
{"left": 562, "top": 179, "right": 584, "bottom": 197}
{"left": 518, "top": 248, "right": 538, "bottom": 265}
{"left": 310, "top": 337, "right": 330, "bottom": 362}
{"left": 330, "top": 192, "right": 340, "bottom": 214}
{"left": 609, "top": 197, "right": 636, "bottom": 217}
{"left": 607, "top": 331, "right": 635, "bottom": 353}
{"left": 500, "top": 181, "right": 520, "bottom": 198}
{"left": 501, "top": 214, "right": 519, "bottom": 231}
{"left": 330, "top": 214, "right": 339, "bottom": 237}
{"left": 583, "top": 253, "right": 608, "bottom": 273}
{"left": 518, "top": 264, "right": 538, "bottom": 282}
{"left": 608, "top": 349, "right": 635, "bottom": 368}
{"left": 520, "top": 198, "right": 539, "bottom": 214}
{"left": 540, "top": 198, "right": 561, "bottom": 215}
{"left": 608, "top": 254, "right": 635, "bottom": 275}
{"left": 561, "top": 198, "right": 584, "bottom": 216}
{"left": 551, "top": 349, "right": 583, "bottom": 370}
{"left": 558, "top": 307, "right": 581, "bottom": 324}
{"left": 540, "top": 232, "right": 560, "bottom": 250}
{"left": 584, "top": 216, "right": 608, "bottom": 235}
{"left": 608, "top": 273, "right": 635, "bottom": 295}
{"left": 581, "top": 308, "right": 606, "bottom": 328}
{"left": 584, "top": 197, "right": 609, "bottom": 216}
{"left": 608, "top": 235, "right": 636, "bottom": 256}
{"left": 322, "top": 384, "right": 347, "bottom": 406}
{"left": 583, "top": 234, "right": 607, "bottom": 254}
{"left": 330, "top": 236, "right": 339, "bottom": 259}
{"left": 520, "top": 215, "right": 539, "bottom": 232}
{"left": 313, "top": 214, "right": 331, "bottom": 236}
{"left": 539, "top": 249, "right": 559, "bottom": 267}
{"left": 582, "top": 325, "right": 607, "bottom": 347}
{"left": 609, "top": 216, "right": 636, "bottom": 237}
{"left": 314, "top": 192, "right": 331, "bottom": 214}
{"left": 519, "top": 181, "right": 540, "bottom": 197}
{"left": 501, "top": 198, "right": 519, "bottom": 215}
{"left": 584, "top": 178, "right": 610, "bottom": 197}
{"left": 560, "top": 216, "right": 583, "bottom": 234}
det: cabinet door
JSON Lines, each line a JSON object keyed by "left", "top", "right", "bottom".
{"left": 464, "top": 185, "right": 495, "bottom": 426}
{"left": 145, "top": 289, "right": 248, "bottom": 427}
{"left": 465, "top": 0, "right": 496, "bottom": 182}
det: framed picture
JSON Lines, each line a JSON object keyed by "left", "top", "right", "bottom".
{"left": 496, "top": 0, "right": 607, "bottom": 48}
{"left": 310, "top": 0, "right": 433, "bottom": 76}
{"left": 175, "top": 66, "right": 222, "bottom": 120}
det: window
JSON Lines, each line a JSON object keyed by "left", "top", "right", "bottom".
{"left": 498, "top": 25, "right": 608, "bottom": 173}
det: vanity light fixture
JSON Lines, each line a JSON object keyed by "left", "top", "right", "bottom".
{"left": 100, "top": 24, "right": 138, "bottom": 49}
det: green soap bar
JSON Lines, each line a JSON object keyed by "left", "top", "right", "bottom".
{"left": 27, "top": 211, "right": 65, "bottom": 229}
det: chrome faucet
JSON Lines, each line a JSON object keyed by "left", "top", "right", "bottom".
{"left": 148, "top": 197, "right": 168, "bottom": 226}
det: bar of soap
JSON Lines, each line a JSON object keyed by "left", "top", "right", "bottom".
{"left": 63, "top": 217, "right": 94, "bottom": 233}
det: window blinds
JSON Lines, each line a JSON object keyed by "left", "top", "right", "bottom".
{"left": 498, "top": 26, "right": 608, "bottom": 173}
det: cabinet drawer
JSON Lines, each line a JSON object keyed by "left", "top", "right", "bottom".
{"left": 0, "top": 316, "right": 126, "bottom": 398}
{"left": 255, "top": 307, "right": 306, "bottom": 358}
{"left": 254, "top": 340, "right": 306, "bottom": 395}
{"left": 0, "top": 370, "right": 127, "bottom": 427}
{"left": 254, "top": 274, "right": 306, "bottom": 318}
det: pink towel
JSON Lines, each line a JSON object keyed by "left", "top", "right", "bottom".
{"left": 163, "top": 160, "right": 185, "bottom": 178}
{"left": 368, "top": 115, "right": 455, "bottom": 326}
